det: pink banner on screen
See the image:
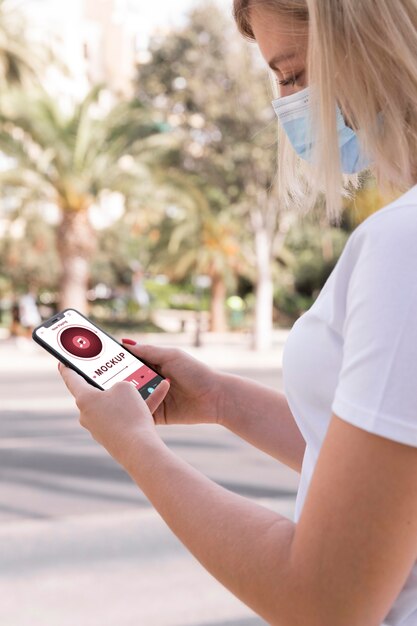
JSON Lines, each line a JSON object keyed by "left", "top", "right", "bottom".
{"left": 124, "top": 365, "right": 157, "bottom": 389}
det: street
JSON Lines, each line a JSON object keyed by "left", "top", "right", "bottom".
{"left": 0, "top": 330, "right": 299, "bottom": 626}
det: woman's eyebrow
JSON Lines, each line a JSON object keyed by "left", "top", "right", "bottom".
{"left": 267, "top": 51, "right": 297, "bottom": 70}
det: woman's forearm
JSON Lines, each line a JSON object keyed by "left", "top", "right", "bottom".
{"left": 217, "top": 372, "right": 306, "bottom": 473}
{"left": 124, "top": 435, "right": 296, "bottom": 625}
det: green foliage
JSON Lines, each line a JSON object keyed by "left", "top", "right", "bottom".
{"left": 144, "top": 280, "right": 184, "bottom": 309}
{"left": 145, "top": 280, "right": 209, "bottom": 311}
{"left": 274, "top": 284, "right": 314, "bottom": 319}
{"left": 0, "top": 85, "right": 174, "bottom": 310}
{"left": 0, "top": 211, "right": 59, "bottom": 293}
{"left": 90, "top": 306, "right": 164, "bottom": 334}
{"left": 0, "top": 0, "right": 364, "bottom": 323}
{"left": 283, "top": 222, "right": 349, "bottom": 297}
{"left": 0, "top": 86, "right": 167, "bottom": 211}
{"left": 91, "top": 218, "right": 152, "bottom": 288}
{"left": 136, "top": 1, "right": 278, "bottom": 284}
{"left": 272, "top": 220, "right": 349, "bottom": 321}
{"left": 0, "top": 0, "right": 50, "bottom": 88}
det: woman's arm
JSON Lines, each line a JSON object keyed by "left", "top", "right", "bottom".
{"left": 217, "top": 372, "right": 306, "bottom": 473}
{"left": 121, "top": 342, "right": 306, "bottom": 474}
{"left": 60, "top": 367, "right": 417, "bottom": 626}
{"left": 126, "top": 414, "right": 417, "bottom": 626}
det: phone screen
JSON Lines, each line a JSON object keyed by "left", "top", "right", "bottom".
{"left": 33, "top": 309, "right": 164, "bottom": 399}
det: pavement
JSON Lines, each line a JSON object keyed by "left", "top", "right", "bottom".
{"left": 0, "top": 329, "right": 298, "bottom": 626}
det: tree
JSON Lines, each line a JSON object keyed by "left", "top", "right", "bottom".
{"left": 136, "top": 1, "right": 285, "bottom": 345}
{"left": 0, "top": 0, "right": 49, "bottom": 88}
{"left": 0, "top": 207, "right": 59, "bottom": 293}
{"left": 149, "top": 183, "right": 244, "bottom": 332}
{"left": 0, "top": 86, "right": 169, "bottom": 312}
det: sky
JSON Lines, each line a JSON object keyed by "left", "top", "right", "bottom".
{"left": 133, "top": 0, "right": 232, "bottom": 27}
{"left": 19, "top": 0, "right": 234, "bottom": 48}
{"left": 19, "top": 1, "right": 233, "bottom": 28}
{"left": 121, "top": 0, "right": 233, "bottom": 47}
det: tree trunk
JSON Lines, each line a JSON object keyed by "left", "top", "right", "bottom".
{"left": 253, "top": 227, "right": 273, "bottom": 351}
{"left": 57, "top": 209, "right": 96, "bottom": 314}
{"left": 210, "top": 272, "right": 227, "bottom": 332}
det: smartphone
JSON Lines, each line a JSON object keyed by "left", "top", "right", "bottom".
{"left": 32, "top": 308, "right": 165, "bottom": 400}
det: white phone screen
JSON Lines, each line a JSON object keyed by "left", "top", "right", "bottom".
{"left": 34, "top": 309, "right": 163, "bottom": 397}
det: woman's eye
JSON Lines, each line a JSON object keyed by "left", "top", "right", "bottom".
{"left": 279, "top": 73, "right": 300, "bottom": 87}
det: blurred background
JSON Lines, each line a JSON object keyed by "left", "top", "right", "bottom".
{"left": 0, "top": 1, "right": 395, "bottom": 625}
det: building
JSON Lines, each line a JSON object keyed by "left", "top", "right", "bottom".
{"left": 21, "top": 0, "right": 141, "bottom": 99}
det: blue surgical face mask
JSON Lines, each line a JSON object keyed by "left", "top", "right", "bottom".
{"left": 271, "top": 86, "right": 370, "bottom": 174}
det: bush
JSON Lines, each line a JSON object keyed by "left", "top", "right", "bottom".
{"left": 283, "top": 223, "right": 349, "bottom": 297}
{"left": 144, "top": 280, "right": 182, "bottom": 309}
{"left": 274, "top": 284, "right": 314, "bottom": 319}
{"left": 144, "top": 279, "right": 210, "bottom": 311}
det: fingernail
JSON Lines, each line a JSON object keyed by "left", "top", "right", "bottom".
{"left": 122, "top": 338, "right": 136, "bottom": 345}
{"left": 166, "top": 377, "right": 171, "bottom": 383}
{"left": 57, "top": 362, "right": 61, "bottom": 370}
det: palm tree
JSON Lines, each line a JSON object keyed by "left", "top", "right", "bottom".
{"left": 0, "top": 0, "right": 48, "bottom": 87}
{"left": 0, "top": 86, "right": 169, "bottom": 312}
{"left": 150, "top": 182, "right": 246, "bottom": 332}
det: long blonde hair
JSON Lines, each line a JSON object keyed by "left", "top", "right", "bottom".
{"left": 233, "top": 0, "right": 417, "bottom": 223}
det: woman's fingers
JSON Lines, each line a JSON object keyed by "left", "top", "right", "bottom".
{"left": 121, "top": 340, "right": 177, "bottom": 367}
{"left": 59, "top": 359, "right": 169, "bottom": 415}
{"left": 145, "top": 379, "right": 170, "bottom": 414}
{"left": 58, "top": 363, "right": 97, "bottom": 400}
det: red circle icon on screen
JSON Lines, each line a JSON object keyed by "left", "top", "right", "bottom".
{"left": 73, "top": 335, "right": 91, "bottom": 350}
{"left": 59, "top": 326, "right": 103, "bottom": 359}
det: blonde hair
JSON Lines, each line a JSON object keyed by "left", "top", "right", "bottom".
{"left": 233, "top": 0, "right": 417, "bottom": 223}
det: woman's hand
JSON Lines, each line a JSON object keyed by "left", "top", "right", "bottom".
{"left": 121, "top": 339, "right": 223, "bottom": 426}
{"left": 58, "top": 363, "right": 170, "bottom": 467}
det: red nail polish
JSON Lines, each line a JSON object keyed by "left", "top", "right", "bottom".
{"left": 122, "top": 338, "right": 136, "bottom": 345}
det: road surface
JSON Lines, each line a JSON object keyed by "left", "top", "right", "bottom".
{"left": 0, "top": 330, "right": 299, "bottom": 626}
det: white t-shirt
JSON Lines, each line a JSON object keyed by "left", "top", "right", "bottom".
{"left": 282, "top": 183, "right": 417, "bottom": 626}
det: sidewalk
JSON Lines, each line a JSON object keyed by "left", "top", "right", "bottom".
{"left": 0, "top": 327, "right": 290, "bottom": 372}
{"left": 0, "top": 329, "right": 294, "bottom": 626}
{"left": 0, "top": 509, "right": 271, "bottom": 626}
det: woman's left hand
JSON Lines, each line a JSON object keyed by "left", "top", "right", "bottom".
{"left": 58, "top": 363, "right": 170, "bottom": 467}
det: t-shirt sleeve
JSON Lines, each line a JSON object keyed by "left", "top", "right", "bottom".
{"left": 331, "top": 216, "right": 417, "bottom": 447}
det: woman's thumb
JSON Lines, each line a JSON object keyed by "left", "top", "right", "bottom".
{"left": 145, "top": 379, "right": 170, "bottom": 414}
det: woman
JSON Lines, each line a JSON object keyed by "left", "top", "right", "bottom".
{"left": 59, "top": 1, "right": 417, "bottom": 624}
